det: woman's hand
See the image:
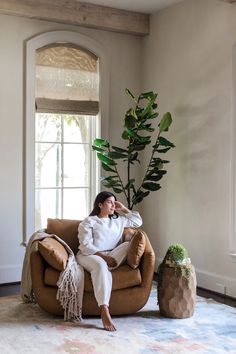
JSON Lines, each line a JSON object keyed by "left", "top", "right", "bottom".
{"left": 95, "top": 252, "right": 117, "bottom": 268}
{"left": 103, "top": 255, "right": 117, "bottom": 268}
{"left": 114, "top": 201, "right": 130, "bottom": 214}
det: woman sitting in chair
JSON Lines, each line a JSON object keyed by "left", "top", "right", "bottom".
{"left": 76, "top": 191, "right": 142, "bottom": 331}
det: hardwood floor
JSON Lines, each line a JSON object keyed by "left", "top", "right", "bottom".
{"left": 1, "top": 281, "right": 236, "bottom": 308}
{"left": 0, "top": 282, "right": 21, "bottom": 297}
{"left": 197, "top": 287, "right": 236, "bottom": 308}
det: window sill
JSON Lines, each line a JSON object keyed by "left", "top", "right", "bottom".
{"left": 229, "top": 253, "right": 236, "bottom": 263}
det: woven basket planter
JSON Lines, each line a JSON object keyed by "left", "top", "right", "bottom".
{"left": 157, "top": 264, "right": 197, "bottom": 319}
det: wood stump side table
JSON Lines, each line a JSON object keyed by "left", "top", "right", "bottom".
{"left": 157, "top": 265, "right": 197, "bottom": 319}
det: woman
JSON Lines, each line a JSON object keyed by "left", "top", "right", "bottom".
{"left": 76, "top": 191, "right": 142, "bottom": 331}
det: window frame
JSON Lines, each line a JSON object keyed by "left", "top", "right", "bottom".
{"left": 230, "top": 42, "right": 236, "bottom": 262}
{"left": 24, "top": 30, "right": 109, "bottom": 243}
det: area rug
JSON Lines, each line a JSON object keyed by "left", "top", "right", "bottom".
{"left": 1, "top": 284, "right": 236, "bottom": 354}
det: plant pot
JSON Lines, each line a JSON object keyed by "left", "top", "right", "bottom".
{"left": 157, "top": 264, "right": 197, "bottom": 319}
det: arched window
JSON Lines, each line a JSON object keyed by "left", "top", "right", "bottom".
{"left": 24, "top": 31, "right": 108, "bottom": 241}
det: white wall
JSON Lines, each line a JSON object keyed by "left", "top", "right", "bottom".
{"left": 0, "top": 14, "right": 142, "bottom": 283}
{"left": 141, "top": 0, "right": 236, "bottom": 297}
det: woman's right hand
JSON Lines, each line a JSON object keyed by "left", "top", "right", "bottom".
{"left": 96, "top": 252, "right": 117, "bottom": 268}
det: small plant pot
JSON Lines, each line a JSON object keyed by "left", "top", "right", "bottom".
{"left": 157, "top": 264, "right": 197, "bottom": 319}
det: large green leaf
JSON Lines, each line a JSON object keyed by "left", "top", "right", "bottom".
{"left": 101, "top": 162, "right": 116, "bottom": 173}
{"left": 138, "top": 91, "right": 154, "bottom": 101}
{"left": 93, "top": 138, "right": 109, "bottom": 147}
{"left": 159, "top": 112, "right": 172, "bottom": 133}
{"left": 147, "top": 169, "right": 167, "bottom": 177}
{"left": 125, "top": 88, "right": 136, "bottom": 100}
{"left": 158, "top": 136, "right": 175, "bottom": 147}
{"left": 142, "top": 182, "right": 161, "bottom": 191}
{"left": 112, "top": 146, "right": 128, "bottom": 153}
{"left": 108, "top": 151, "right": 127, "bottom": 159}
{"left": 97, "top": 153, "right": 117, "bottom": 165}
{"left": 136, "top": 135, "right": 151, "bottom": 143}
{"left": 141, "top": 102, "right": 153, "bottom": 119}
{"left": 102, "top": 178, "right": 121, "bottom": 187}
{"left": 131, "top": 144, "right": 146, "bottom": 151}
{"left": 151, "top": 158, "right": 170, "bottom": 164}
{"left": 122, "top": 131, "right": 129, "bottom": 140}
{"left": 152, "top": 103, "right": 158, "bottom": 110}
{"left": 145, "top": 175, "right": 163, "bottom": 182}
{"left": 92, "top": 145, "right": 105, "bottom": 152}
{"left": 126, "top": 128, "right": 138, "bottom": 138}
{"left": 128, "top": 152, "right": 139, "bottom": 163}
{"left": 132, "top": 190, "right": 150, "bottom": 204}
{"left": 124, "top": 114, "right": 136, "bottom": 129}
{"left": 113, "top": 187, "right": 123, "bottom": 193}
{"left": 147, "top": 112, "right": 158, "bottom": 120}
{"left": 156, "top": 147, "right": 171, "bottom": 153}
{"left": 139, "top": 123, "right": 155, "bottom": 132}
{"left": 125, "top": 179, "right": 135, "bottom": 190}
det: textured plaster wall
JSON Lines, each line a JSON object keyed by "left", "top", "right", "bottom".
{"left": 141, "top": 0, "right": 236, "bottom": 296}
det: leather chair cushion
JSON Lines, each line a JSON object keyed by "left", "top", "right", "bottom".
{"left": 38, "top": 238, "right": 69, "bottom": 271}
{"left": 44, "top": 264, "right": 142, "bottom": 291}
{"left": 46, "top": 218, "right": 80, "bottom": 254}
{"left": 127, "top": 231, "right": 146, "bottom": 269}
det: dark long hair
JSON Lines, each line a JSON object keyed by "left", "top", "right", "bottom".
{"left": 89, "top": 191, "right": 119, "bottom": 219}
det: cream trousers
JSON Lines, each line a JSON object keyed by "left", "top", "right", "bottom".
{"left": 76, "top": 242, "right": 129, "bottom": 307}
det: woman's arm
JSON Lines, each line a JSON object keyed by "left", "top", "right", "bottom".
{"left": 115, "top": 201, "right": 143, "bottom": 227}
{"left": 95, "top": 252, "right": 117, "bottom": 267}
{"left": 78, "top": 218, "right": 99, "bottom": 255}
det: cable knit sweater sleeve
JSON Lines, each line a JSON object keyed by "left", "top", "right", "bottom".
{"left": 121, "top": 210, "right": 142, "bottom": 228}
{"left": 78, "top": 217, "right": 99, "bottom": 256}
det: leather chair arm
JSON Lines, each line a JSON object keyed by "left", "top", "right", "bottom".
{"left": 139, "top": 233, "right": 155, "bottom": 288}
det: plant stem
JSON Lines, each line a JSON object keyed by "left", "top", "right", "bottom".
{"left": 127, "top": 141, "right": 131, "bottom": 209}
{"left": 130, "top": 130, "right": 160, "bottom": 209}
{"left": 108, "top": 146, "right": 129, "bottom": 203}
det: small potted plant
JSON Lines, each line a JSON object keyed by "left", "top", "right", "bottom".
{"left": 157, "top": 243, "right": 196, "bottom": 319}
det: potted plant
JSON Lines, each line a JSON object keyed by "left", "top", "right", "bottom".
{"left": 92, "top": 89, "right": 175, "bottom": 209}
{"left": 157, "top": 243, "right": 197, "bottom": 319}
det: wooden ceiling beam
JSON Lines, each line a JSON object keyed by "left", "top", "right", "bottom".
{"left": 220, "top": 0, "right": 236, "bottom": 3}
{"left": 0, "top": 0, "right": 149, "bottom": 36}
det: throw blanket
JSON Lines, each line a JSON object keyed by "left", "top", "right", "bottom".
{"left": 20, "top": 230, "right": 84, "bottom": 321}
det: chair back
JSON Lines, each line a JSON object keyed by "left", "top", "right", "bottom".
{"left": 46, "top": 218, "right": 81, "bottom": 254}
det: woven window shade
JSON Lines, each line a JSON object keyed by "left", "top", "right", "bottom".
{"left": 36, "top": 44, "right": 99, "bottom": 114}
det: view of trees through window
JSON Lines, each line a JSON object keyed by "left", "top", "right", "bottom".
{"left": 35, "top": 113, "right": 94, "bottom": 230}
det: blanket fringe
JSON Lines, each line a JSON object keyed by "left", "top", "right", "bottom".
{"left": 56, "top": 256, "right": 84, "bottom": 321}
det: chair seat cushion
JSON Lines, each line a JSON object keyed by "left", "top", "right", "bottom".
{"left": 44, "top": 264, "right": 142, "bottom": 291}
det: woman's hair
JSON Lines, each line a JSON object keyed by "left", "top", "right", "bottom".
{"left": 89, "top": 191, "right": 119, "bottom": 218}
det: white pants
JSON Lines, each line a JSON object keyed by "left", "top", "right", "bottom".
{"left": 76, "top": 242, "right": 129, "bottom": 307}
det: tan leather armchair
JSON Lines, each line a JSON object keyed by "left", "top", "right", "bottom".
{"left": 30, "top": 218, "right": 155, "bottom": 316}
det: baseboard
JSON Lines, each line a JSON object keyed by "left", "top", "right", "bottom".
{"left": 195, "top": 268, "right": 236, "bottom": 298}
{"left": 0, "top": 265, "right": 22, "bottom": 284}
{"left": 155, "top": 258, "right": 236, "bottom": 298}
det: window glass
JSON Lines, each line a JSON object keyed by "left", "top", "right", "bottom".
{"left": 34, "top": 44, "right": 99, "bottom": 230}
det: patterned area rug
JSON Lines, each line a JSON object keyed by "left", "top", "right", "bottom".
{"left": 1, "top": 283, "right": 236, "bottom": 354}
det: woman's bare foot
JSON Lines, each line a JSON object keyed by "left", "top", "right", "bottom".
{"left": 100, "top": 305, "right": 116, "bottom": 331}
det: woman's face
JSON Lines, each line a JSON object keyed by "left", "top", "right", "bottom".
{"left": 99, "top": 196, "right": 116, "bottom": 217}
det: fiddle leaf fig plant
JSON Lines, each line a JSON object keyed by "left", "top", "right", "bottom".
{"left": 92, "top": 89, "right": 175, "bottom": 210}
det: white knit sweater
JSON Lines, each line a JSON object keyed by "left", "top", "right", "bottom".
{"left": 77, "top": 211, "right": 142, "bottom": 256}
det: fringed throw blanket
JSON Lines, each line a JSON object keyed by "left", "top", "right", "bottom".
{"left": 20, "top": 231, "right": 84, "bottom": 321}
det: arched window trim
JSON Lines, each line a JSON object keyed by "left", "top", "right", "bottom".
{"left": 230, "top": 42, "right": 236, "bottom": 263}
{"left": 24, "top": 30, "right": 109, "bottom": 243}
